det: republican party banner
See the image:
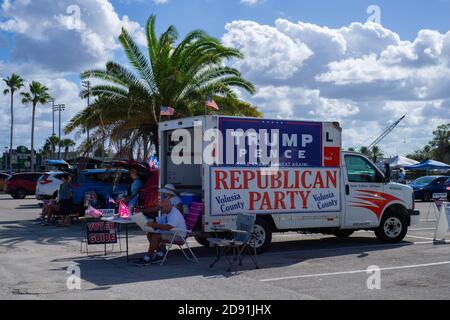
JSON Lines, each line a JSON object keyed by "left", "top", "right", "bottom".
{"left": 210, "top": 167, "right": 341, "bottom": 216}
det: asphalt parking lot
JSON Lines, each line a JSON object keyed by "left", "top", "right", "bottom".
{"left": 0, "top": 194, "right": 449, "bottom": 300}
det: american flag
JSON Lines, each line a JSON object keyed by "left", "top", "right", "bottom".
{"left": 147, "top": 155, "right": 159, "bottom": 170}
{"left": 160, "top": 106, "right": 175, "bottom": 116}
{"left": 107, "top": 196, "right": 116, "bottom": 204}
{"left": 205, "top": 97, "right": 219, "bottom": 110}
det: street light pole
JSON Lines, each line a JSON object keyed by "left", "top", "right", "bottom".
{"left": 53, "top": 104, "right": 65, "bottom": 159}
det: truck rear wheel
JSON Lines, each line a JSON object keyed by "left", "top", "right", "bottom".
{"left": 252, "top": 218, "right": 272, "bottom": 254}
{"left": 375, "top": 209, "right": 408, "bottom": 243}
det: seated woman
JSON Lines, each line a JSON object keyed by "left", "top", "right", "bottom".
{"left": 40, "top": 200, "right": 60, "bottom": 225}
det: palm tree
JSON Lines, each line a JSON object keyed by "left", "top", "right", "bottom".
{"left": 59, "top": 139, "right": 76, "bottom": 160}
{"left": 46, "top": 135, "right": 60, "bottom": 159}
{"left": 3, "top": 73, "right": 25, "bottom": 171}
{"left": 21, "top": 81, "right": 52, "bottom": 172}
{"left": 71, "top": 14, "right": 255, "bottom": 158}
{"left": 359, "top": 146, "right": 371, "bottom": 157}
{"left": 372, "top": 146, "right": 384, "bottom": 163}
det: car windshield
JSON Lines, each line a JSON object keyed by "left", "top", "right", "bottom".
{"left": 411, "top": 176, "right": 437, "bottom": 186}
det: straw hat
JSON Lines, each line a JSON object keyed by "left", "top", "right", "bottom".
{"left": 159, "top": 184, "right": 178, "bottom": 196}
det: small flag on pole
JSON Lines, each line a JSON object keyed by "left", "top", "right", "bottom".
{"left": 147, "top": 155, "right": 159, "bottom": 170}
{"left": 205, "top": 97, "right": 219, "bottom": 110}
{"left": 160, "top": 106, "right": 175, "bottom": 116}
{"left": 107, "top": 196, "right": 116, "bottom": 204}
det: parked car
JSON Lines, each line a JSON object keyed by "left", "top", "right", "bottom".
{"left": 408, "top": 176, "right": 450, "bottom": 201}
{"left": 445, "top": 178, "right": 450, "bottom": 201}
{"left": 0, "top": 173, "right": 11, "bottom": 191}
{"left": 5, "top": 173, "right": 44, "bottom": 199}
{"left": 71, "top": 169, "right": 132, "bottom": 213}
{"left": 35, "top": 172, "right": 66, "bottom": 200}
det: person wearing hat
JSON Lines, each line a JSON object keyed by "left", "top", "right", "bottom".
{"left": 159, "top": 184, "right": 184, "bottom": 215}
{"left": 136, "top": 183, "right": 184, "bottom": 217}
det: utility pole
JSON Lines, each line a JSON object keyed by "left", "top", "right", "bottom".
{"left": 53, "top": 103, "right": 66, "bottom": 159}
{"left": 81, "top": 80, "right": 91, "bottom": 157}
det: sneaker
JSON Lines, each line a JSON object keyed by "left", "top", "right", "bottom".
{"left": 151, "top": 255, "right": 164, "bottom": 264}
{"left": 134, "top": 258, "right": 152, "bottom": 266}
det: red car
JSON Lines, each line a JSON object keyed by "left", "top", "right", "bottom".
{"left": 5, "top": 173, "right": 44, "bottom": 199}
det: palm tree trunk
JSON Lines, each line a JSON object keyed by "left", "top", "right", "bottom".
{"left": 30, "top": 103, "right": 36, "bottom": 172}
{"left": 9, "top": 92, "right": 14, "bottom": 172}
{"left": 143, "top": 134, "right": 149, "bottom": 161}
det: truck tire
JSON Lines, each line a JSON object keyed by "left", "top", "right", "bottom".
{"left": 252, "top": 218, "right": 272, "bottom": 254}
{"left": 375, "top": 209, "right": 408, "bottom": 243}
{"left": 333, "top": 230, "right": 354, "bottom": 238}
{"left": 194, "top": 235, "right": 210, "bottom": 248}
{"left": 13, "top": 188, "right": 27, "bottom": 199}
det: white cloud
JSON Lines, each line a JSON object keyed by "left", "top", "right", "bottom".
{"left": 0, "top": 0, "right": 146, "bottom": 72}
{"left": 223, "top": 19, "right": 450, "bottom": 155}
{"left": 240, "top": 0, "right": 261, "bottom": 5}
{"left": 223, "top": 20, "right": 313, "bottom": 80}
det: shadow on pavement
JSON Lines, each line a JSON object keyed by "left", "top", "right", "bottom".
{"left": 54, "top": 236, "right": 416, "bottom": 287}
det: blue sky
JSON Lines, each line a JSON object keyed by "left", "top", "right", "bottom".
{"left": 0, "top": 0, "right": 449, "bottom": 157}
{"left": 110, "top": 0, "right": 450, "bottom": 40}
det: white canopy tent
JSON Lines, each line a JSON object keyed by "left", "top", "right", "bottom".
{"left": 386, "top": 156, "right": 419, "bottom": 169}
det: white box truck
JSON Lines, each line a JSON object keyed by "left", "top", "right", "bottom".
{"left": 159, "top": 115, "right": 420, "bottom": 252}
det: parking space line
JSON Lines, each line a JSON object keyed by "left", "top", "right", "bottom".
{"left": 189, "top": 240, "right": 450, "bottom": 261}
{"left": 406, "top": 235, "right": 435, "bottom": 241}
{"left": 260, "top": 261, "right": 450, "bottom": 282}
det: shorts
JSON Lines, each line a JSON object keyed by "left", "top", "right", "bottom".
{"left": 160, "top": 230, "right": 186, "bottom": 241}
{"left": 59, "top": 199, "right": 72, "bottom": 216}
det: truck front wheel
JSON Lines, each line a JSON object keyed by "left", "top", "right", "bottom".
{"left": 252, "top": 218, "right": 272, "bottom": 254}
{"left": 375, "top": 210, "right": 408, "bottom": 243}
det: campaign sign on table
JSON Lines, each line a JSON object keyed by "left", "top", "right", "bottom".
{"left": 210, "top": 167, "right": 340, "bottom": 215}
{"left": 86, "top": 221, "right": 117, "bottom": 245}
{"left": 218, "top": 117, "right": 323, "bottom": 167}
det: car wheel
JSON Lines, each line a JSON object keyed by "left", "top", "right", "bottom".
{"left": 375, "top": 209, "right": 408, "bottom": 243}
{"left": 423, "top": 191, "right": 432, "bottom": 202}
{"left": 13, "top": 189, "right": 27, "bottom": 199}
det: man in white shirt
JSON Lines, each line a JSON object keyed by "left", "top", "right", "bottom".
{"left": 136, "top": 199, "right": 187, "bottom": 265}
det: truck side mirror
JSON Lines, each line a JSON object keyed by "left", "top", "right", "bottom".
{"left": 384, "top": 163, "right": 391, "bottom": 183}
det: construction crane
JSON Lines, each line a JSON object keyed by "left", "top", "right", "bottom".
{"left": 367, "top": 115, "right": 406, "bottom": 150}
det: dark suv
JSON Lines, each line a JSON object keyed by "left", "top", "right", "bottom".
{"left": 5, "top": 173, "right": 44, "bottom": 199}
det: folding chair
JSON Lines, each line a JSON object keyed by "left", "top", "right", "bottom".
{"left": 157, "top": 202, "right": 202, "bottom": 266}
{"left": 208, "top": 213, "right": 259, "bottom": 272}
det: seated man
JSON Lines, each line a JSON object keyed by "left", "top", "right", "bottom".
{"left": 136, "top": 199, "right": 186, "bottom": 265}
